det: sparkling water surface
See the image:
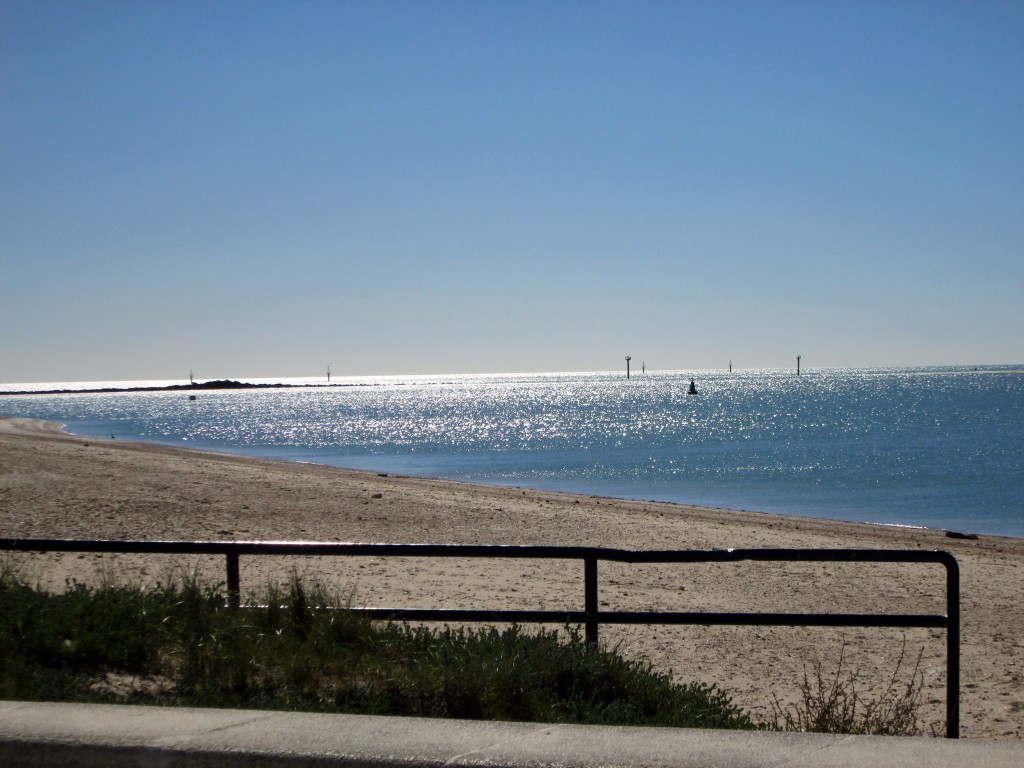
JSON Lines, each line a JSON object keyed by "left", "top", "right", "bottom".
{"left": 3, "top": 367, "right": 1022, "bottom": 537}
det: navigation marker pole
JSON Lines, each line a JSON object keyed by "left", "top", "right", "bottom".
{"left": 625, "top": 356, "right": 632, "bottom": 380}
{"left": 796, "top": 355, "right": 801, "bottom": 376}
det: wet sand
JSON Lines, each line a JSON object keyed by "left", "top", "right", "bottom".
{"left": 1, "top": 417, "right": 1022, "bottom": 738}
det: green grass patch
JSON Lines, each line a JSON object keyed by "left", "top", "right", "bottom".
{"left": 0, "top": 566, "right": 753, "bottom": 729}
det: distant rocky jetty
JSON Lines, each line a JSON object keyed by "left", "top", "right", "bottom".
{"left": 1, "top": 380, "right": 366, "bottom": 396}
{"left": 182, "top": 379, "right": 272, "bottom": 391}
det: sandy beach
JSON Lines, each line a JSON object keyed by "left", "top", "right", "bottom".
{"left": 1, "top": 416, "right": 1022, "bottom": 739}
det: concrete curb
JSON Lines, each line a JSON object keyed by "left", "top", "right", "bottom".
{"left": 2, "top": 701, "right": 1023, "bottom": 767}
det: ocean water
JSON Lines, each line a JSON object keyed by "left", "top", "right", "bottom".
{"left": 2, "top": 367, "right": 1023, "bottom": 537}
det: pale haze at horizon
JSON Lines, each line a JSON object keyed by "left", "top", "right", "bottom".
{"left": 2, "top": 2, "right": 1022, "bottom": 383}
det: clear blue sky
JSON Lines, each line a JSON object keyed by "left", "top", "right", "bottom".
{"left": 2, "top": 1, "right": 1022, "bottom": 382}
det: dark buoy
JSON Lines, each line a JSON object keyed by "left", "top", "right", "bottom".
{"left": 687, "top": 378, "right": 698, "bottom": 395}
{"left": 189, "top": 394, "right": 197, "bottom": 401}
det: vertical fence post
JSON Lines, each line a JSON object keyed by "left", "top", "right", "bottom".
{"left": 226, "top": 549, "right": 240, "bottom": 609}
{"left": 946, "top": 556, "right": 961, "bottom": 738}
{"left": 584, "top": 555, "right": 598, "bottom": 644}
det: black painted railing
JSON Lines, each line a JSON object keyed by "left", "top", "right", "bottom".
{"left": 0, "top": 538, "right": 960, "bottom": 737}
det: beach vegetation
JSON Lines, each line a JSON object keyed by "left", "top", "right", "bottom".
{"left": 0, "top": 566, "right": 753, "bottom": 730}
{"left": 766, "top": 639, "right": 932, "bottom": 737}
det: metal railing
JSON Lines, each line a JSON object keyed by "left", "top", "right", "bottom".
{"left": 0, "top": 538, "right": 960, "bottom": 737}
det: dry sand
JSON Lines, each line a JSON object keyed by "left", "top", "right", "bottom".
{"left": 1, "top": 416, "right": 1022, "bottom": 738}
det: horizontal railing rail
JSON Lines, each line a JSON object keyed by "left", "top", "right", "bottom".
{"left": 0, "top": 538, "right": 960, "bottom": 738}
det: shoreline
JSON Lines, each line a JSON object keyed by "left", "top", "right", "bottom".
{"left": 21, "top": 417, "right": 1019, "bottom": 541}
{"left": 2, "top": 417, "right": 1023, "bottom": 738}
{"left": 3, "top": 366, "right": 1021, "bottom": 540}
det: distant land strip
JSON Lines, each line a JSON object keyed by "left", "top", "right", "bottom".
{"left": 5, "top": 367, "right": 1021, "bottom": 396}
{"left": 0, "top": 380, "right": 375, "bottom": 396}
